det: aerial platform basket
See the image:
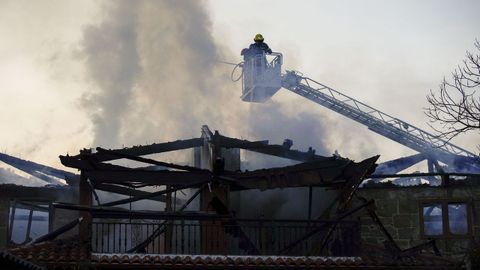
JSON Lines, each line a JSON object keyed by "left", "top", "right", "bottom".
{"left": 241, "top": 52, "right": 283, "bottom": 103}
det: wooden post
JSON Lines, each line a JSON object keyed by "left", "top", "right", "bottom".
{"left": 200, "top": 181, "right": 229, "bottom": 254}
{"left": 199, "top": 147, "right": 234, "bottom": 254}
{"left": 25, "top": 207, "right": 33, "bottom": 243}
{"left": 441, "top": 174, "right": 450, "bottom": 187}
{"left": 79, "top": 170, "right": 92, "bottom": 243}
{"left": 308, "top": 186, "right": 313, "bottom": 220}
{"left": 8, "top": 199, "right": 16, "bottom": 244}
{"left": 164, "top": 186, "right": 173, "bottom": 253}
{"left": 197, "top": 128, "right": 239, "bottom": 254}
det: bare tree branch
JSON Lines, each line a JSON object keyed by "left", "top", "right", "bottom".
{"left": 425, "top": 40, "right": 480, "bottom": 146}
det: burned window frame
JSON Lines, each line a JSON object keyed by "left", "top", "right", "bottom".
{"left": 419, "top": 199, "right": 472, "bottom": 239}
{"left": 8, "top": 199, "right": 54, "bottom": 246}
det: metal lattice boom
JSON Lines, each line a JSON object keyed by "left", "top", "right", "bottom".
{"left": 281, "top": 70, "right": 479, "bottom": 171}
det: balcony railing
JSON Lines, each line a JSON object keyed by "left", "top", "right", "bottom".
{"left": 92, "top": 218, "right": 360, "bottom": 256}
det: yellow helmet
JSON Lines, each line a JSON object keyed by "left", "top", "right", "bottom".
{"left": 254, "top": 33, "right": 264, "bottom": 42}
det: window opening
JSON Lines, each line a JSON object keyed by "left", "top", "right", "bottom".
{"left": 8, "top": 200, "right": 50, "bottom": 244}
{"left": 423, "top": 204, "right": 443, "bottom": 236}
{"left": 421, "top": 201, "right": 469, "bottom": 237}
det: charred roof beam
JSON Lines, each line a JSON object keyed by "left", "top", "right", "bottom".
{"left": 212, "top": 133, "right": 331, "bottom": 162}
{"left": 96, "top": 147, "right": 208, "bottom": 172}
{"left": 94, "top": 183, "right": 168, "bottom": 203}
{"left": 0, "top": 153, "right": 76, "bottom": 185}
{"left": 66, "top": 138, "right": 204, "bottom": 163}
{"left": 85, "top": 170, "right": 211, "bottom": 186}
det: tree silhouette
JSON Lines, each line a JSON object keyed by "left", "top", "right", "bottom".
{"left": 426, "top": 40, "right": 480, "bottom": 147}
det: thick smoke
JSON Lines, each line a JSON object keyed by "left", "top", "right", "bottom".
{"left": 80, "top": 0, "right": 236, "bottom": 149}
{"left": 79, "top": 0, "right": 337, "bottom": 151}
{"left": 78, "top": 0, "right": 364, "bottom": 218}
{"left": 81, "top": 1, "right": 141, "bottom": 147}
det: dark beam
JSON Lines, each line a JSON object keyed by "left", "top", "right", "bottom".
{"left": 0, "top": 152, "right": 78, "bottom": 185}
{"left": 100, "top": 182, "right": 205, "bottom": 207}
{"left": 374, "top": 153, "right": 426, "bottom": 175}
{"left": 127, "top": 185, "right": 205, "bottom": 253}
{"left": 68, "top": 138, "right": 204, "bottom": 162}
{"left": 96, "top": 147, "right": 208, "bottom": 172}
{"left": 363, "top": 199, "right": 402, "bottom": 252}
{"left": 214, "top": 134, "right": 331, "bottom": 162}
{"left": 279, "top": 199, "right": 374, "bottom": 254}
{"left": 337, "top": 155, "right": 379, "bottom": 212}
{"left": 15, "top": 201, "right": 49, "bottom": 212}
{"left": 59, "top": 156, "right": 133, "bottom": 171}
{"left": 53, "top": 203, "right": 229, "bottom": 220}
{"left": 401, "top": 240, "right": 441, "bottom": 256}
{"left": 24, "top": 208, "right": 33, "bottom": 244}
{"left": 85, "top": 170, "right": 211, "bottom": 185}
{"left": 79, "top": 170, "right": 92, "bottom": 243}
{"left": 228, "top": 156, "right": 377, "bottom": 191}
{"left": 94, "top": 183, "right": 168, "bottom": 203}
{"left": 29, "top": 217, "right": 83, "bottom": 245}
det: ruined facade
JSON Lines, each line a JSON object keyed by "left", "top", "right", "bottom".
{"left": 358, "top": 178, "right": 480, "bottom": 258}
{"left": 0, "top": 127, "right": 470, "bottom": 269}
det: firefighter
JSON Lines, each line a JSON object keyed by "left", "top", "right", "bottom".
{"left": 240, "top": 33, "right": 272, "bottom": 59}
{"left": 249, "top": 33, "right": 272, "bottom": 55}
{"left": 241, "top": 34, "right": 272, "bottom": 76}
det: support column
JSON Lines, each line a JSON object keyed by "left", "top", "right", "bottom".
{"left": 164, "top": 186, "right": 173, "bottom": 253}
{"left": 79, "top": 170, "right": 92, "bottom": 243}
{"left": 198, "top": 129, "right": 238, "bottom": 254}
{"left": 200, "top": 180, "right": 229, "bottom": 254}
{"left": 1, "top": 199, "right": 12, "bottom": 248}
{"left": 308, "top": 186, "right": 313, "bottom": 220}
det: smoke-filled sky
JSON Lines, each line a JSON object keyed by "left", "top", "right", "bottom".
{"left": 0, "top": 0, "right": 479, "bottom": 172}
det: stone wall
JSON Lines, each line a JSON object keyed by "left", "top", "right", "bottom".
{"left": 356, "top": 184, "right": 480, "bottom": 256}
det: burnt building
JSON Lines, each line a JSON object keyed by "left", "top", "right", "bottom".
{"left": 358, "top": 177, "right": 480, "bottom": 258}
{"left": 0, "top": 126, "right": 465, "bottom": 269}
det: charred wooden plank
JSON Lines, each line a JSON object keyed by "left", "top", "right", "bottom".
{"left": 337, "top": 155, "right": 379, "bottom": 212}
{"left": 100, "top": 182, "right": 205, "bottom": 207}
{"left": 215, "top": 134, "right": 332, "bottom": 162}
{"left": 53, "top": 202, "right": 227, "bottom": 220}
{"left": 227, "top": 156, "right": 377, "bottom": 191}
{"left": 28, "top": 217, "right": 83, "bottom": 245}
{"left": 69, "top": 138, "right": 204, "bottom": 162}
{"left": 127, "top": 185, "right": 205, "bottom": 253}
{"left": 279, "top": 199, "right": 374, "bottom": 255}
{"left": 94, "top": 183, "right": 168, "bottom": 202}
{"left": 96, "top": 147, "right": 208, "bottom": 172}
{"left": 59, "top": 156, "right": 131, "bottom": 171}
{"left": 85, "top": 170, "right": 211, "bottom": 185}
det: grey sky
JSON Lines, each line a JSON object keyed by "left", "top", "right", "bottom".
{"left": 208, "top": 0, "right": 480, "bottom": 155}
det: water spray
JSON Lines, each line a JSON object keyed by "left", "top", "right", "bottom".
{"left": 217, "top": 60, "right": 244, "bottom": 82}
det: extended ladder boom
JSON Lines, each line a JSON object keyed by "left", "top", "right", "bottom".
{"left": 281, "top": 71, "right": 479, "bottom": 172}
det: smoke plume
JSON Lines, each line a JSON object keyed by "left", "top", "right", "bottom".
{"left": 79, "top": 0, "right": 335, "bottom": 152}
{"left": 78, "top": 0, "right": 362, "bottom": 218}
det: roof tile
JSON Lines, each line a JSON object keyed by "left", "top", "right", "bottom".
{"left": 8, "top": 237, "right": 459, "bottom": 269}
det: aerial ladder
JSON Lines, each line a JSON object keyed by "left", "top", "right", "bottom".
{"left": 237, "top": 52, "right": 480, "bottom": 174}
